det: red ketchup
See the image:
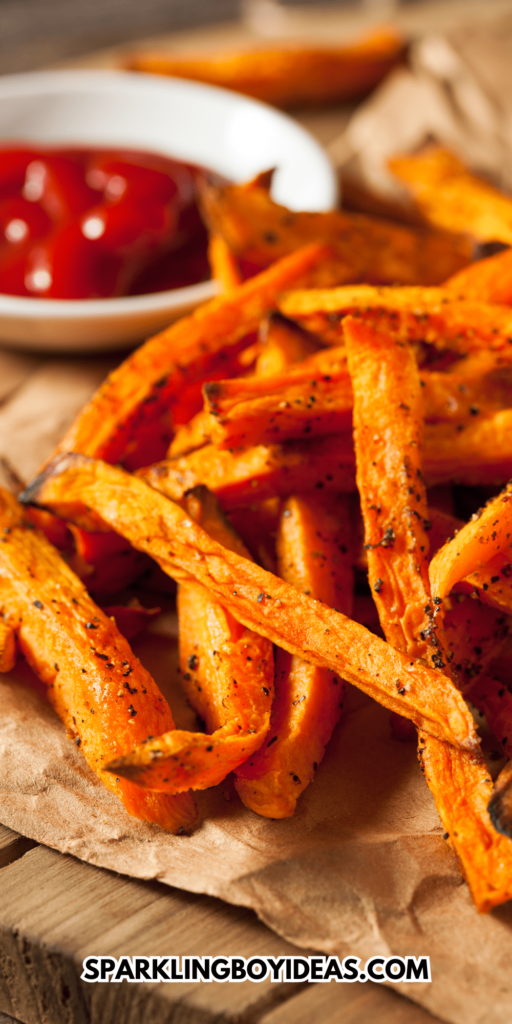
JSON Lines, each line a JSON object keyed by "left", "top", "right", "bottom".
{"left": 0, "top": 145, "right": 210, "bottom": 299}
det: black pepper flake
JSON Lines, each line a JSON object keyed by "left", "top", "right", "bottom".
{"left": 76, "top": 737, "right": 81, "bottom": 747}
{"left": 374, "top": 578, "right": 383, "bottom": 593}
{"left": 122, "top": 666, "right": 133, "bottom": 677}
{"left": 93, "top": 651, "right": 109, "bottom": 661}
{"left": 187, "top": 654, "right": 198, "bottom": 671}
{"left": 206, "top": 745, "right": 213, "bottom": 752}
{"left": 54, "top": 662, "right": 59, "bottom": 672}
{"left": 491, "top": 576, "right": 501, "bottom": 584}
{"left": 33, "top": 600, "right": 43, "bottom": 610}
{"left": 257, "top": 592, "right": 265, "bottom": 602}
{"left": 262, "top": 686, "right": 269, "bottom": 696}
{"left": 183, "top": 672, "right": 191, "bottom": 681}
{"left": 127, "top": 705, "right": 137, "bottom": 718}
{"left": 123, "top": 681, "right": 138, "bottom": 694}
{"left": 291, "top": 774, "right": 301, "bottom": 784}
{"left": 85, "top": 622, "right": 98, "bottom": 629}
{"left": 443, "top": 832, "right": 449, "bottom": 840}
{"left": 267, "top": 735, "right": 278, "bottom": 747}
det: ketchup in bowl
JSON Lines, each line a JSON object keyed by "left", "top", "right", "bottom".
{"left": 0, "top": 146, "right": 210, "bottom": 299}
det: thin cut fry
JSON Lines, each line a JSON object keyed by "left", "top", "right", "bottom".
{"left": 52, "top": 242, "right": 335, "bottom": 469}
{"left": 199, "top": 175, "right": 471, "bottom": 284}
{"left": 207, "top": 234, "right": 242, "bottom": 291}
{"left": 126, "top": 30, "right": 404, "bottom": 109}
{"left": 0, "top": 486, "right": 196, "bottom": 833}
{"left": 279, "top": 285, "right": 512, "bottom": 355}
{"left": 142, "top": 434, "right": 357, "bottom": 509}
{"left": 235, "top": 493, "right": 353, "bottom": 817}
{"left": 389, "top": 147, "right": 512, "bottom": 244}
{"left": 22, "top": 454, "right": 478, "bottom": 751}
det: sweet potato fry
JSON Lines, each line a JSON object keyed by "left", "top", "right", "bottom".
{"left": 389, "top": 147, "right": 512, "bottom": 244}
{"left": 23, "top": 454, "right": 478, "bottom": 751}
{"left": 126, "top": 30, "right": 404, "bottom": 109}
{"left": 199, "top": 175, "right": 471, "bottom": 285}
{"left": 429, "top": 481, "right": 512, "bottom": 603}
{"left": 52, "top": 242, "right": 335, "bottom": 469}
{"left": 279, "top": 285, "right": 512, "bottom": 355}
{"left": 344, "top": 315, "right": 512, "bottom": 913}
{"left": 343, "top": 316, "right": 436, "bottom": 666}
{"left": 106, "top": 490, "right": 274, "bottom": 793}
{"left": 488, "top": 761, "right": 512, "bottom": 838}
{"left": 255, "top": 312, "right": 320, "bottom": 378}
{"left": 0, "top": 486, "right": 196, "bottom": 833}
{"left": 235, "top": 492, "right": 353, "bottom": 818}
{"left": 0, "top": 621, "right": 16, "bottom": 672}
{"left": 203, "top": 353, "right": 352, "bottom": 449}
{"left": 143, "top": 434, "right": 356, "bottom": 510}
{"left": 445, "top": 246, "right": 512, "bottom": 305}
{"left": 207, "top": 234, "right": 242, "bottom": 292}
{"left": 419, "top": 737, "right": 512, "bottom": 912}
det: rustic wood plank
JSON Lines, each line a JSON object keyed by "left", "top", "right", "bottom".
{"left": 0, "top": 825, "right": 38, "bottom": 871}
{"left": 0, "top": 844, "right": 307, "bottom": 1024}
{"left": 259, "top": 977, "right": 440, "bottom": 1024}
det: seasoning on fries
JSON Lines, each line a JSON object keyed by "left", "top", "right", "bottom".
{"left": 7, "top": 144, "right": 512, "bottom": 913}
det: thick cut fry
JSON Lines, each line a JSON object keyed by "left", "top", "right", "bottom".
{"left": 389, "top": 147, "right": 512, "bottom": 244}
{"left": 235, "top": 493, "right": 353, "bottom": 817}
{"left": 344, "top": 316, "right": 512, "bottom": 913}
{"left": 255, "top": 312, "right": 320, "bottom": 378}
{"left": 429, "top": 482, "right": 512, "bottom": 603}
{"left": 199, "top": 176, "right": 471, "bottom": 285}
{"left": 143, "top": 434, "right": 357, "bottom": 510}
{"left": 0, "top": 621, "right": 16, "bottom": 672}
{"left": 419, "top": 737, "right": 512, "bottom": 912}
{"left": 0, "top": 487, "right": 196, "bottom": 833}
{"left": 52, "top": 243, "right": 335, "bottom": 469}
{"left": 279, "top": 285, "right": 512, "bottom": 355}
{"left": 127, "top": 30, "right": 404, "bottom": 109}
{"left": 445, "top": 246, "right": 512, "bottom": 305}
{"left": 23, "top": 455, "right": 478, "bottom": 751}
{"left": 207, "top": 234, "right": 242, "bottom": 292}
{"left": 344, "top": 316, "right": 438, "bottom": 666}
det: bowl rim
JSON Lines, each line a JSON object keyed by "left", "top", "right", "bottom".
{"left": 0, "top": 67, "right": 337, "bottom": 322}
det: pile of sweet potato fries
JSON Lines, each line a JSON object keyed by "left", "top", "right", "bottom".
{"left": 4, "top": 146, "right": 512, "bottom": 913}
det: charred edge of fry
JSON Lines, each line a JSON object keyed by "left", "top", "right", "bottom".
{"left": 488, "top": 780, "right": 512, "bottom": 839}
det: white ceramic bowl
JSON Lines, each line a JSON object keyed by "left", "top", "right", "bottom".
{"left": 0, "top": 69, "right": 337, "bottom": 352}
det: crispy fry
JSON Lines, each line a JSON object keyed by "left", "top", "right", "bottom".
{"left": 255, "top": 312, "right": 320, "bottom": 378}
{"left": 279, "top": 285, "right": 512, "bottom": 355}
{"left": 0, "top": 621, "right": 16, "bottom": 672}
{"left": 52, "top": 243, "right": 335, "bottom": 469}
{"left": 143, "top": 434, "right": 356, "bottom": 509}
{"left": 23, "top": 454, "right": 478, "bottom": 751}
{"left": 203, "top": 352, "right": 352, "bottom": 449}
{"left": 429, "top": 482, "right": 512, "bottom": 603}
{"left": 199, "top": 175, "right": 471, "bottom": 284}
{"left": 419, "top": 737, "right": 512, "bottom": 912}
{"left": 445, "top": 246, "right": 512, "bottom": 304}
{"left": 0, "top": 486, "right": 196, "bottom": 832}
{"left": 343, "top": 316, "right": 436, "bottom": 666}
{"left": 207, "top": 234, "right": 242, "bottom": 291}
{"left": 389, "top": 146, "right": 512, "bottom": 244}
{"left": 126, "top": 30, "right": 404, "bottom": 109}
{"left": 235, "top": 493, "right": 353, "bottom": 817}
{"left": 344, "top": 315, "right": 512, "bottom": 913}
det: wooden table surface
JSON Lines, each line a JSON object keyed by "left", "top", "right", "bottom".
{"left": 0, "top": 5, "right": 498, "bottom": 1021}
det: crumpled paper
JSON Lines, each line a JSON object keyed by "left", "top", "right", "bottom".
{"left": 2, "top": 627, "right": 512, "bottom": 1024}
{"left": 329, "top": 12, "right": 512, "bottom": 205}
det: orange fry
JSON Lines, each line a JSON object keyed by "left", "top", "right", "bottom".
{"left": 23, "top": 454, "right": 478, "bottom": 752}
{"left": 279, "top": 285, "right": 512, "bottom": 355}
{"left": 445, "top": 246, "right": 512, "bottom": 305}
{"left": 0, "top": 486, "right": 196, "bottom": 833}
{"left": 207, "top": 234, "right": 242, "bottom": 292}
{"left": 255, "top": 312, "right": 320, "bottom": 378}
{"left": 143, "top": 434, "right": 356, "bottom": 509}
{"left": 389, "top": 146, "right": 512, "bottom": 244}
{"left": 127, "top": 30, "right": 404, "bottom": 109}
{"left": 235, "top": 493, "right": 353, "bottom": 817}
